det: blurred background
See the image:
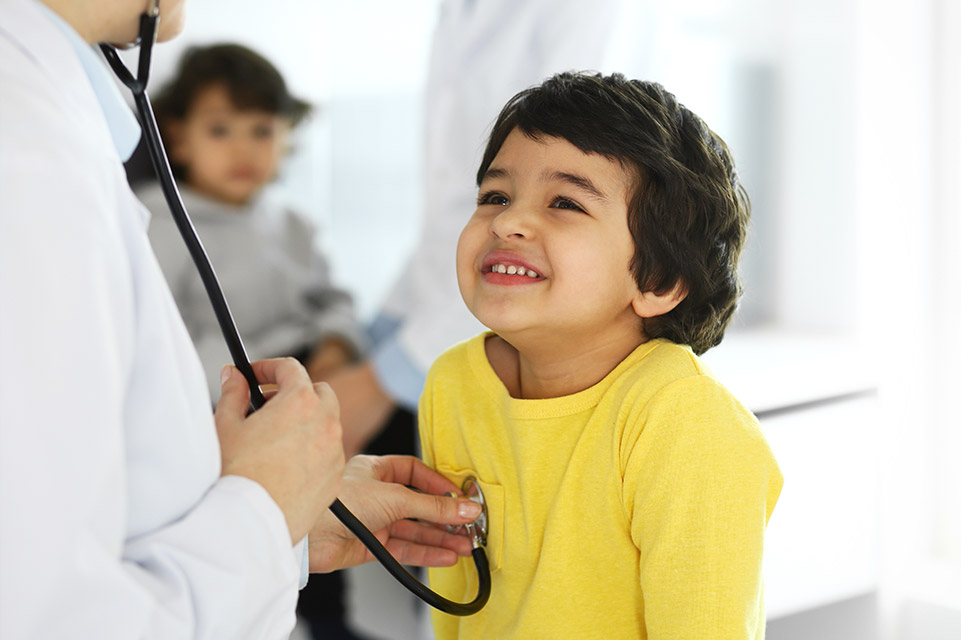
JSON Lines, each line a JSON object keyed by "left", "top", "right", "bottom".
{"left": 131, "top": 0, "right": 960, "bottom": 637}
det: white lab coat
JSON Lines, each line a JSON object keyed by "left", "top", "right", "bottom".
{"left": 375, "top": 0, "right": 625, "bottom": 397}
{"left": 0, "top": 1, "right": 300, "bottom": 637}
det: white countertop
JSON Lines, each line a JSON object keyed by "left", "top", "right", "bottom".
{"left": 700, "top": 326, "right": 878, "bottom": 415}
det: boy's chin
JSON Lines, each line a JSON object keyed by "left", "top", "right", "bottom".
{"left": 482, "top": 325, "right": 541, "bottom": 348}
{"left": 474, "top": 316, "right": 522, "bottom": 338}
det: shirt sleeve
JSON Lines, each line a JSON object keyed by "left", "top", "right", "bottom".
{"left": 373, "top": 333, "right": 430, "bottom": 411}
{"left": 417, "top": 367, "right": 436, "bottom": 468}
{"left": 236, "top": 209, "right": 367, "bottom": 371}
{"left": 620, "top": 376, "right": 783, "bottom": 639}
{"left": 143, "top": 189, "right": 197, "bottom": 305}
{"left": 298, "top": 238, "right": 367, "bottom": 359}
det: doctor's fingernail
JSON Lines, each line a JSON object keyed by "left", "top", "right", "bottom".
{"left": 220, "top": 365, "right": 232, "bottom": 386}
{"left": 458, "top": 500, "right": 482, "bottom": 519}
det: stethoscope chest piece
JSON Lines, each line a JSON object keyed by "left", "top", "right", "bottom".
{"left": 448, "top": 476, "right": 488, "bottom": 548}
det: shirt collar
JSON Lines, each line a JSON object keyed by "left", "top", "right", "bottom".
{"left": 34, "top": 2, "right": 142, "bottom": 161}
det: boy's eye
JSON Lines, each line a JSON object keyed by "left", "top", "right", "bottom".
{"left": 552, "top": 197, "right": 585, "bottom": 212}
{"left": 252, "top": 124, "right": 274, "bottom": 139}
{"left": 478, "top": 191, "right": 509, "bottom": 206}
{"left": 207, "top": 123, "right": 229, "bottom": 138}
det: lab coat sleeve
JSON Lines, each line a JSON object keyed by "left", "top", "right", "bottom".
{"left": 620, "top": 376, "right": 782, "bottom": 639}
{"left": 372, "top": 332, "right": 430, "bottom": 411}
{"left": 0, "top": 83, "right": 299, "bottom": 640}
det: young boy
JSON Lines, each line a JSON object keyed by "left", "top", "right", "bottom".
{"left": 419, "top": 72, "right": 783, "bottom": 639}
{"left": 138, "top": 44, "right": 365, "bottom": 403}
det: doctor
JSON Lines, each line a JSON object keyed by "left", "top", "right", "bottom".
{"left": 0, "top": 0, "right": 481, "bottom": 638}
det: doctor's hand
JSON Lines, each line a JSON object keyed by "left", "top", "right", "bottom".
{"left": 216, "top": 359, "right": 346, "bottom": 545}
{"left": 307, "top": 455, "right": 481, "bottom": 573}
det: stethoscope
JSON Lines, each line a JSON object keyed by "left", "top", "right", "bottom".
{"left": 99, "top": 2, "right": 490, "bottom": 616}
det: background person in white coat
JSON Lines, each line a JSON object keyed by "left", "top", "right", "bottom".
{"left": 0, "top": 0, "right": 482, "bottom": 638}
{"left": 328, "top": 0, "right": 624, "bottom": 457}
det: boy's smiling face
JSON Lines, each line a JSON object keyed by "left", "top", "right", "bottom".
{"left": 457, "top": 128, "right": 647, "bottom": 352}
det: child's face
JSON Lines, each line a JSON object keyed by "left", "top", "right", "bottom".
{"left": 171, "top": 85, "right": 290, "bottom": 206}
{"left": 457, "top": 129, "right": 645, "bottom": 348}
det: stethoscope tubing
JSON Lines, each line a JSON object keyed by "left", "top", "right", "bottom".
{"left": 98, "top": 10, "right": 489, "bottom": 617}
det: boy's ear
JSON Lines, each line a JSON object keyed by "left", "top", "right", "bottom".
{"left": 631, "top": 280, "right": 688, "bottom": 319}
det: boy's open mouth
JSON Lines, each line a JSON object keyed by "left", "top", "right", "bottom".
{"left": 485, "top": 263, "right": 540, "bottom": 279}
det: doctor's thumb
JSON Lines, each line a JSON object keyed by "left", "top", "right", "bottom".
{"left": 214, "top": 365, "right": 251, "bottom": 422}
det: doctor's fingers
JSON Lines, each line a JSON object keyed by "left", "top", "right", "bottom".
{"left": 374, "top": 482, "right": 483, "bottom": 529}
{"left": 364, "top": 455, "right": 463, "bottom": 499}
{"left": 248, "top": 357, "right": 314, "bottom": 394}
{"left": 215, "top": 365, "right": 252, "bottom": 425}
{"left": 216, "top": 363, "right": 343, "bottom": 475}
{"left": 376, "top": 519, "right": 474, "bottom": 567}
{"left": 214, "top": 358, "right": 312, "bottom": 424}
{"left": 341, "top": 456, "right": 481, "bottom": 525}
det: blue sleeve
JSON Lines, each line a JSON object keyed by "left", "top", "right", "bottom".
{"left": 367, "top": 312, "right": 427, "bottom": 410}
{"left": 370, "top": 336, "right": 427, "bottom": 411}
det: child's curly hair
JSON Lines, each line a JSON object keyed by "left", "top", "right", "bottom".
{"left": 152, "top": 43, "right": 311, "bottom": 180}
{"left": 478, "top": 72, "right": 750, "bottom": 354}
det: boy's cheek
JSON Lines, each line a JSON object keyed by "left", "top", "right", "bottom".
{"left": 455, "top": 225, "right": 482, "bottom": 279}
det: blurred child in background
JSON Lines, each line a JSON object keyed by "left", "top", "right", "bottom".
{"left": 139, "top": 43, "right": 364, "bottom": 403}
{"left": 136, "top": 43, "right": 374, "bottom": 640}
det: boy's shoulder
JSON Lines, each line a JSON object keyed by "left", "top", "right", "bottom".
{"left": 622, "top": 338, "right": 712, "bottom": 386}
{"left": 427, "top": 335, "right": 720, "bottom": 396}
{"left": 618, "top": 341, "right": 770, "bottom": 465}
{"left": 428, "top": 333, "right": 488, "bottom": 379}
{"left": 619, "top": 339, "right": 749, "bottom": 417}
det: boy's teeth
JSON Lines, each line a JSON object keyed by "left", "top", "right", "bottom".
{"left": 490, "top": 263, "right": 539, "bottom": 278}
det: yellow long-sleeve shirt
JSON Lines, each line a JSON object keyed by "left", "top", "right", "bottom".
{"left": 419, "top": 333, "right": 783, "bottom": 639}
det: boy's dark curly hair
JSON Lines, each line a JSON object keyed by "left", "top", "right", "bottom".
{"left": 152, "top": 43, "right": 311, "bottom": 179}
{"left": 477, "top": 72, "right": 749, "bottom": 354}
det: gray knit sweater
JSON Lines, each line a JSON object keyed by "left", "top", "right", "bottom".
{"left": 137, "top": 182, "right": 365, "bottom": 401}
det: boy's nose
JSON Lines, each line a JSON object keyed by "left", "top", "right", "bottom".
{"left": 489, "top": 204, "right": 535, "bottom": 240}
{"left": 232, "top": 136, "right": 254, "bottom": 153}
